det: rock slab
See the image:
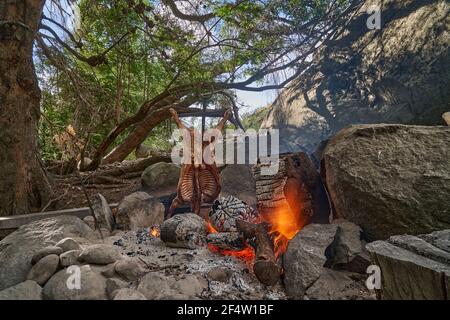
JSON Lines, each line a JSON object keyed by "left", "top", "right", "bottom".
{"left": 366, "top": 229, "right": 450, "bottom": 299}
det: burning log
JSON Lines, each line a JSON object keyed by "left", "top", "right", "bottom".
{"left": 206, "top": 232, "right": 245, "bottom": 251}
{"left": 236, "top": 219, "right": 281, "bottom": 286}
{"left": 252, "top": 152, "right": 330, "bottom": 255}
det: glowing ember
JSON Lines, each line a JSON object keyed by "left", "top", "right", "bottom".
{"left": 206, "top": 222, "right": 255, "bottom": 263}
{"left": 149, "top": 225, "right": 160, "bottom": 237}
{"left": 206, "top": 203, "right": 303, "bottom": 262}
{"left": 207, "top": 243, "right": 255, "bottom": 265}
{"left": 206, "top": 222, "right": 218, "bottom": 234}
{"left": 263, "top": 207, "right": 304, "bottom": 257}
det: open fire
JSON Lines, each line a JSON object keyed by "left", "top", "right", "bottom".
{"left": 264, "top": 207, "right": 304, "bottom": 258}
{"left": 206, "top": 204, "right": 304, "bottom": 265}
{"left": 206, "top": 222, "right": 255, "bottom": 264}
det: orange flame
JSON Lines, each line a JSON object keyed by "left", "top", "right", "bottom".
{"left": 207, "top": 243, "right": 255, "bottom": 265}
{"left": 149, "top": 226, "right": 160, "bottom": 237}
{"left": 263, "top": 207, "right": 303, "bottom": 257}
{"left": 206, "top": 222, "right": 255, "bottom": 264}
{"left": 206, "top": 203, "right": 303, "bottom": 262}
{"left": 206, "top": 222, "right": 218, "bottom": 234}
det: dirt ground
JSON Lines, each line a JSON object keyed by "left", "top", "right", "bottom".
{"left": 46, "top": 156, "right": 170, "bottom": 211}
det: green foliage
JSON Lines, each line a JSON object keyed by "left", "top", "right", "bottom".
{"left": 37, "top": 0, "right": 356, "bottom": 161}
{"left": 241, "top": 106, "right": 271, "bottom": 131}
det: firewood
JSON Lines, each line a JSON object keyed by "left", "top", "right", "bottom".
{"left": 236, "top": 219, "right": 281, "bottom": 286}
{"left": 206, "top": 232, "right": 245, "bottom": 251}
{"left": 253, "top": 152, "right": 330, "bottom": 225}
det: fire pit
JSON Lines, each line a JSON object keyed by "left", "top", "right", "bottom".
{"left": 159, "top": 153, "right": 330, "bottom": 287}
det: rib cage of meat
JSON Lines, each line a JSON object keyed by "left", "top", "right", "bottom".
{"left": 167, "top": 107, "right": 230, "bottom": 218}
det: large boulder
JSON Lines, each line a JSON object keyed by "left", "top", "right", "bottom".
{"left": 261, "top": 0, "right": 450, "bottom": 153}
{"left": 43, "top": 265, "right": 108, "bottom": 300}
{"left": 220, "top": 165, "right": 256, "bottom": 207}
{"left": 366, "top": 230, "right": 450, "bottom": 299}
{"left": 283, "top": 222, "right": 372, "bottom": 299}
{"left": 141, "top": 162, "right": 180, "bottom": 193}
{"left": 282, "top": 223, "right": 338, "bottom": 299}
{"left": 322, "top": 124, "right": 450, "bottom": 240}
{"left": 160, "top": 213, "right": 208, "bottom": 249}
{"left": 0, "top": 215, "right": 94, "bottom": 290}
{"left": 115, "top": 191, "right": 165, "bottom": 230}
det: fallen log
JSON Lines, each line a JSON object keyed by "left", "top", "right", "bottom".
{"left": 236, "top": 219, "right": 281, "bottom": 286}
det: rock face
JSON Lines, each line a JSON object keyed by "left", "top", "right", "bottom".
{"left": 160, "top": 213, "right": 208, "bottom": 249}
{"left": 322, "top": 124, "right": 450, "bottom": 240}
{"left": 220, "top": 165, "right": 256, "bottom": 206}
{"left": 0, "top": 280, "right": 42, "bottom": 300}
{"left": 78, "top": 244, "right": 123, "bottom": 265}
{"left": 283, "top": 223, "right": 338, "bottom": 298}
{"left": 0, "top": 215, "right": 94, "bottom": 291}
{"left": 116, "top": 191, "right": 165, "bottom": 230}
{"left": 43, "top": 265, "right": 108, "bottom": 300}
{"left": 366, "top": 230, "right": 450, "bottom": 299}
{"left": 261, "top": 0, "right": 450, "bottom": 153}
{"left": 141, "top": 162, "right": 180, "bottom": 193}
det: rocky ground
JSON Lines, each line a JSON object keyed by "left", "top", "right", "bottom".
{"left": 0, "top": 213, "right": 376, "bottom": 300}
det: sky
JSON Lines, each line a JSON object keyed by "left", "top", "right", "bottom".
{"left": 235, "top": 89, "right": 278, "bottom": 113}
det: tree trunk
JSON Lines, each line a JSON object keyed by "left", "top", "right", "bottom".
{"left": 0, "top": 0, "right": 52, "bottom": 216}
{"left": 102, "top": 106, "right": 233, "bottom": 165}
{"left": 102, "top": 107, "right": 171, "bottom": 164}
